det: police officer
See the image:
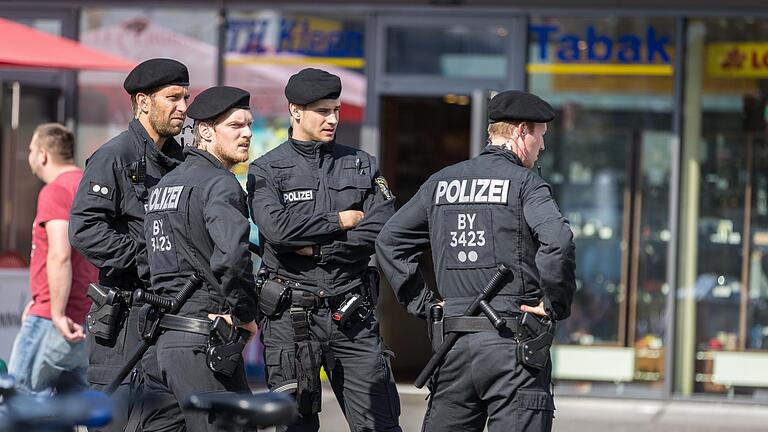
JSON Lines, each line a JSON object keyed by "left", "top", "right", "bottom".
{"left": 247, "top": 68, "right": 401, "bottom": 432}
{"left": 140, "top": 86, "right": 258, "bottom": 432}
{"left": 69, "top": 58, "right": 189, "bottom": 431}
{"left": 375, "top": 90, "right": 576, "bottom": 432}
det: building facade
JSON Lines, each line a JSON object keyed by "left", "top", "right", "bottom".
{"left": 1, "top": 0, "right": 768, "bottom": 401}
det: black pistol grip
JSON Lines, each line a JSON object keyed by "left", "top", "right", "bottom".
{"left": 479, "top": 300, "right": 506, "bottom": 329}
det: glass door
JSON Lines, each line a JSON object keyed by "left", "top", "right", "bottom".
{"left": 0, "top": 81, "right": 63, "bottom": 260}
{"left": 371, "top": 13, "right": 526, "bottom": 378}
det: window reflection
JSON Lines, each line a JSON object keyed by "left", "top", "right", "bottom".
{"left": 386, "top": 25, "right": 508, "bottom": 78}
{"left": 530, "top": 16, "right": 675, "bottom": 387}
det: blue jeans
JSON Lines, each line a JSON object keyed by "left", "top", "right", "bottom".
{"left": 7, "top": 315, "right": 87, "bottom": 394}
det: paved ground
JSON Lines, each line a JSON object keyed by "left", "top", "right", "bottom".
{"left": 269, "top": 383, "right": 768, "bottom": 431}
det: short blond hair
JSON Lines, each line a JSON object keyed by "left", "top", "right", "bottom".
{"left": 487, "top": 120, "right": 533, "bottom": 138}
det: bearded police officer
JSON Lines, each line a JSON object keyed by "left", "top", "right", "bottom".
{"left": 247, "top": 68, "right": 401, "bottom": 432}
{"left": 140, "top": 86, "right": 258, "bottom": 432}
{"left": 376, "top": 90, "right": 576, "bottom": 432}
{"left": 69, "top": 58, "right": 189, "bottom": 431}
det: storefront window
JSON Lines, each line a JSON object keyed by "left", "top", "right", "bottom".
{"left": 385, "top": 24, "right": 508, "bottom": 78}
{"left": 529, "top": 16, "right": 676, "bottom": 390}
{"left": 679, "top": 18, "right": 768, "bottom": 398}
{"left": 77, "top": 8, "right": 219, "bottom": 164}
{"left": 224, "top": 9, "right": 365, "bottom": 163}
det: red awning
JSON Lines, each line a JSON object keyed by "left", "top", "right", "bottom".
{"left": 0, "top": 17, "right": 134, "bottom": 71}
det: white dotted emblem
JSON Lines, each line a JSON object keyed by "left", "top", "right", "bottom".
{"left": 468, "top": 251, "right": 478, "bottom": 262}
{"left": 92, "top": 184, "right": 101, "bottom": 193}
{"left": 100, "top": 187, "right": 109, "bottom": 195}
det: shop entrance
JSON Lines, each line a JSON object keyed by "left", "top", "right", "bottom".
{"left": 0, "top": 80, "right": 65, "bottom": 261}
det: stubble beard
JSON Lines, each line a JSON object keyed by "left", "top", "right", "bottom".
{"left": 149, "top": 105, "right": 182, "bottom": 138}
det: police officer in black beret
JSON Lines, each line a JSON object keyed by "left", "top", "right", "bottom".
{"left": 69, "top": 57, "right": 189, "bottom": 432}
{"left": 247, "top": 68, "right": 401, "bottom": 431}
{"left": 376, "top": 90, "right": 576, "bottom": 431}
{"left": 140, "top": 86, "right": 258, "bottom": 431}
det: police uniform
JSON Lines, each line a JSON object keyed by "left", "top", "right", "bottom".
{"left": 247, "top": 68, "right": 401, "bottom": 432}
{"left": 375, "top": 91, "right": 576, "bottom": 432}
{"left": 140, "top": 86, "right": 257, "bottom": 432}
{"left": 69, "top": 58, "right": 188, "bottom": 431}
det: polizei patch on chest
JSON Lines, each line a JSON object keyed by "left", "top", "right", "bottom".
{"left": 283, "top": 190, "right": 314, "bottom": 204}
{"left": 434, "top": 179, "right": 510, "bottom": 205}
{"left": 148, "top": 185, "right": 184, "bottom": 212}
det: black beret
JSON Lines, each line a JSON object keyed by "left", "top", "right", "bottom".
{"left": 284, "top": 68, "right": 342, "bottom": 105}
{"left": 123, "top": 58, "right": 189, "bottom": 94}
{"left": 488, "top": 90, "right": 555, "bottom": 123}
{"left": 187, "top": 86, "right": 250, "bottom": 121}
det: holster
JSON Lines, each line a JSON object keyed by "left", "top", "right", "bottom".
{"left": 258, "top": 279, "right": 290, "bottom": 317}
{"left": 136, "top": 304, "right": 161, "bottom": 341}
{"left": 206, "top": 316, "right": 249, "bottom": 377}
{"left": 517, "top": 312, "right": 555, "bottom": 370}
{"left": 295, "top": 339, "right": 322, "bottom": 417}
{"left": 362, "top": 267, "right": 380, "bottom": 306}
{"left": 428, "top": 304, "right": 444, "bottom": 353}
{"left": 86, "top": 283, "right": 128, "bottom": 340}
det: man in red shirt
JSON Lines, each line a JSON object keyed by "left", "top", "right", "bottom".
{"left": 7, "top": 123, "right": 97, "bottom": 394}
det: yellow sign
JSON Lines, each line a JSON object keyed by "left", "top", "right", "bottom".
{"left": 708, "top": 43, "right": 768, "bottom": 78}
{"left": 527, "top": 63, "right": 672, "bottom": 76}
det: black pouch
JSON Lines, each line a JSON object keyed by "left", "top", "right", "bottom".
{"left": 295, "top": 340, "right": 322, "bottom": 417}
{"left": 206, "top": 317, "right": 249, "bottom": 377}
{"left": 517, "top": 312, "right": 554, "bottom": 370}
{"left": 86, "top": 283, "right": 126, "bottom": 340}
{"left": 258, "top": 280, "right": 290, "bottom": 317}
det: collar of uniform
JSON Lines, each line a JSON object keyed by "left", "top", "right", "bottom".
{"left": 288, "top": 127, "right": 333, "bottom": 157}
{"left": 481, "top": 144, "right": 525, "bottom": 167}
{"left": 128, "top": 119, "right": 184, "bottom": 169}
{"left": 182, "top": 146, "right": 227, "bottom": 170}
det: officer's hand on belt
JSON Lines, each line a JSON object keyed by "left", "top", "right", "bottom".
{"left": 520, "top": 301, "right": 548, "bottom": 318}
{"left": 338, "top": 210, "right": 364, "bottom": 230}
{"left": 207, "top": 313, "right": 259, "bottom": 339}
{"left": 296, "top": 246, "right": 313, "bottom": 256}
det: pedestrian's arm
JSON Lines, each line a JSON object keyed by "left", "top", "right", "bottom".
{"left": 69, "top": 150, "right": 137, "bottom": 275}
{"left": 375, "top": 185, "right": 434, "bottom": 319}
{"left": 522, "top": 176, "right": 577, "bottom": 320}
{"left": 46, "top": 219, "right": 73, "bottom": 321}
{"left": 318, "top": 159, "right": 395, "bottom": 264}
{"left": 247, "top": 163, "right": 342, "bottom": 248}
{"left": 40, "top": 182, "right": 86, "bottom": 342}
{"left": 46, "top": 220, "right": 85, "bottom": 341}
{"left": 205, "top": 178, "right": 257, "bottom": 326}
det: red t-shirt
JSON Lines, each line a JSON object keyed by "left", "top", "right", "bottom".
{"left": 28, "top": 169, "right": 97, "bottom": 323}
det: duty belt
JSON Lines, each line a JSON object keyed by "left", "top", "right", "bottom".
{"left": 443, "top": 315, "right": 520, "bottom": 333}
{"left": 290, "top": 288, "right": 357, "bottom": 310}
{"left": 158, "top": 314, "right": 212, "bottom": 335}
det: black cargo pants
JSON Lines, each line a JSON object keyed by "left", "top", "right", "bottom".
{"left": 139, "top": 329, "right": 251, "bottom": 432}
{"left": 422, "top": 331, "right": 555, "bottom": 432}
{"left": 87, "top": 303, "right": 144, "bottom": 432}
{"left": 261, "top": 304, "right": 401, "bottom": 432}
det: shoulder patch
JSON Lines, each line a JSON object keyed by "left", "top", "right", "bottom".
{"left": 375, "top": 177, "right": 395, "bottom": 201}
{"left": 87, "top": 181, "right": 114, "bottom": 200}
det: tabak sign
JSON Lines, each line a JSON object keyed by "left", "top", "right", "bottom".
{"left": 708, "top": 43, "right": 768, "bottom": 78}
{"left": 529, "top": 24, "right": 672, "bottom": 64}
